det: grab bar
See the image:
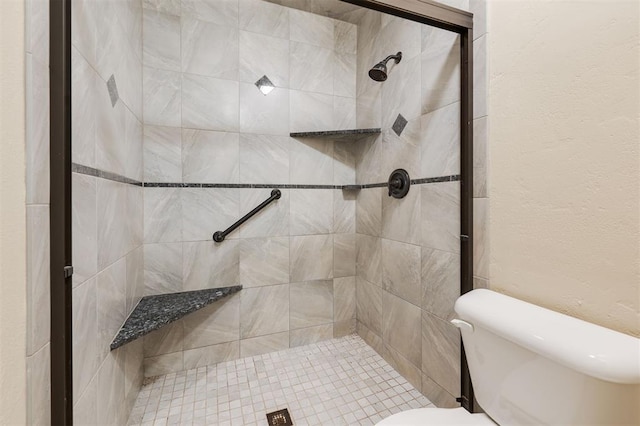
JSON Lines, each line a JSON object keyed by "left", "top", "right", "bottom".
{"left": 213, "top": 189, "right": 282, "bottom": 243}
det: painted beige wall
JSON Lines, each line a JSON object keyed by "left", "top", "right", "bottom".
{"left": 0, "top": 0, "right": 28, "bottom": 423}
{"left": 488, "top": 0, "right": 640, "bottom": 337}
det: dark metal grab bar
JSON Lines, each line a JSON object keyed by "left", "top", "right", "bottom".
{"left": 213, "top": 189, "right": 282, "bottom": 243}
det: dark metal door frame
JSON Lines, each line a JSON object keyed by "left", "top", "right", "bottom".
{"left": 50, "top": 0, "right": 73, "bottom": 423}
{"left": 342, "top": 0, "right": 475, "bottom": 412}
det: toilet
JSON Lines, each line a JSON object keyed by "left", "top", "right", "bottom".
{"left": 377, "top": 289, "right": 640, "bottom": 425}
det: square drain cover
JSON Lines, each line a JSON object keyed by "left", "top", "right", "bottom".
{"left": 266, "top": 408, "right": 293, "bottom": 425}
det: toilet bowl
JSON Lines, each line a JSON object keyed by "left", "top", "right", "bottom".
{"left": 377, "top": 407, "right": 495, "bottom": 425}
{"left": 376, "top": 289, "right": 640, "bottom": 425}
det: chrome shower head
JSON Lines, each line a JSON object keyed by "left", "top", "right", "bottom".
{"left": 368, "top": 52, "right": 402, "bottom": 82}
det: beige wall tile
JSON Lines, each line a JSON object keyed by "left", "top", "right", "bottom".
{"left": 144, "top": 242, "right": 183, "bottom": 295}
{"left": 239, "top": 0, "right": 289, "bottom": 39}
{"left": 382, "top": 292, "right": 422, "bottom": 367}
{"left": 182, "top": 240, "right": 240, "bottom": 291}
{"left": 144, "top": 352, "right": 184, "bottom": 378}
{"left": 182, "top": 74, "right": 239, "bottom": 132}
{"left": 382, "top": 186, "right": 421, "bottom": 245}
{"left": 382, "top": 239, "right": 421, "bottom": 306}
{"left": 289, "top": 137, "right": 334, "bottom": 184}
{"left": 334, "top": 190, "right": 356, "bottom": 233}
{"left": 422, "top": 374, "right": 459, "bottom": 408}
{"left": 356, "top": 234, "right": 381, "bottom": 285}
{"left": 290, "top": 280, "right": 334, "bottom": 329}
{"left": 238, "top": 189, "right": 290, "bottom": 238}
{"left": 26, "top": 205, "right": 50, "bottom": 355}
{"left": 333, "top": 319, "right": 356, "bottom": 338}
{"left": 420, "top": 102, "right": 460, "bottom": 178}
{"left": 182, "top": 130, "right": 239, "bottom": 184}
{"left": 240, "top": 237, "right": 290, "bottom": 288}
{"left": 240, "top": 84, "right": 290, "bottom": 135}
{"left": 182, "top": 188, "right": 240, "bottom": 241}
{"left": 356, "top": 320, "right": 383, "bottom": 355}
{"left": 183, "top": 341, "right": 240, "bottom": 370}
{"left": 240, "top": 284, "right": 290, "bottom": 339}
{"left": 239, "top": 134, "right": 290, "bottom": 184}
{"left": 97, "top": 351, "right": 126, "bottom": 425}
{"left": 421, "top": 182, "right": 460, "bottom": 254}
{"left": 383, "top": 344, "right": 422, "bottom": 391}
{"left": 473, "top": 198, "right": 489, "bottom": 279}
{"left": 143, "top": 10, "right": 180, "bottom": 71}
{"left": 182, "top": 0, "right": 239, "bottom": 26}
{"left": 290, "top": 235, "right": 333, "bottom": 281}
{"left": 26, "top": 344, "right": 51, "bottom": 426}
{"left": 334, "top": 276, "right": 356, "bottom": 322}
{"left": 143, "top": 322, "right": 183, "bottom": 357}
{"left": 356, "top": 277, "right": 382, "bottom": 335}
{"left": 290, "top": 324, "right": 333, "bottom": 347}
{"left": 290, "top": 189, "right": 333, "bottom": 235}
{"left": 72, "top": 173, "right": 97, "bottom": 287}
{"left": 421, "top": 311, "right": 461, "bottom": 397}
{"left": 97, "top": 258, "right": 127, "bottom": 359}
{"left": 240, "top": 332, "right": 289, "bottom": 358}
{"left": 334, "top": 233, "right": 356, "bottom": 277}
{"left": 73, "top": 264, "right": 99, "bottom": 403}
{"left": 421, "top": 248, "right": 460, "bottom": 320}
{"left": 356, "top": 188, "right": 381, "bottom": 236}
{"left": 183, "top": 294, "right": 240, "bottom": 349}
{"left": 181, "top": 17, "right": 239, "bottom": 80}
{"left": 73, "top": 373, "right": 97, "bottom": 425}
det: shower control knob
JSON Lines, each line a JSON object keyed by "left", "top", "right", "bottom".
{"left": 388, "top": 169, "right": 410, "bottom": 199}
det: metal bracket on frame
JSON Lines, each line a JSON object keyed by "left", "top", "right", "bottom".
{"left": 63, "top": 265, "right": 74, "bottom": 278}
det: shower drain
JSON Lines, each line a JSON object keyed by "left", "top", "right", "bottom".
{"left": 266, "top": 408, "right": 293, "bottom": 425}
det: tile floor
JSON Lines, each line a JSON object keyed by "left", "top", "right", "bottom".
{"left": 128, "top": 335, "right": 433, "bottom": 425}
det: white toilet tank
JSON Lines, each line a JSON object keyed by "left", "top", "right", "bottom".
{"left": 454, "top": 290, "right": 640, "bottom": 425}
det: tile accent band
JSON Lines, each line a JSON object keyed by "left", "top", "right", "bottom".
{"left": 71, "top": 163, "right": 460, "bottom": 189}
{"left": 143, "top": 182, "right": 345, "bottom": 189}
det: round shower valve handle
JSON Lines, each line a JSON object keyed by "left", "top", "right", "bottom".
{"left": 388, "top": 169, "right": 410, "bottom": 199}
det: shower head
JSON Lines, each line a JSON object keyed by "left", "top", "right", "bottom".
{"left": 368, "top": 52, "right": 402, "bottom": 82}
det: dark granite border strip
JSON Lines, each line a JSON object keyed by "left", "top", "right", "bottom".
{"left": 411, "top": 174, "right": 461, "bottom": 184}
{"left": 72, "top": 163, "right": 143, "bottom": 186}
{"left": 356, "top": 174, "right": 461, "bottom": 190}
{"left": 360, "top": 182, "right": 388, "bottom": 189}
{"left": 143, "top": 182, "right": 344, "bottom": 189}
{"left": 141, "top": 176, "right": 460, "bottom": 190}
{"left": 73, "top": 162, "right": 459, "bottom": 190}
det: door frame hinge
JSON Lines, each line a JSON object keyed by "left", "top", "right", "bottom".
{"left": 460, "top": 234, "right": 469, "bottom": 242}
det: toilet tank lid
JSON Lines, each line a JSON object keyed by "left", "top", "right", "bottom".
{"left": 454, "top": 289, "right": 640, "bottom": 384}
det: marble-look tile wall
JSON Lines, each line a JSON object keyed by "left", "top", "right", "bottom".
{"left": 25, "top": 0, "right": 51, "bottom": 423}
{"left": 71, "top": 0, "right": 145, "bottom": 424}
{"left": 141, "top": 0, "right": 358, "bottom": 377}
{"left": 339, "top": 0, "right": 489, "bottom": 409}
{"left": 470, "top": 0, "right": 490, "bottom": 296}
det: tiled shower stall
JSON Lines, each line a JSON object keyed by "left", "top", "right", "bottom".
{"left": 23, "top": 0, "right": 489, "bottom": 423}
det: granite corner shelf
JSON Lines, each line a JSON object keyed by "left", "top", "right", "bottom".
{"left": 110, "top": 286, "right": 242, "bottom": 351}
{"left": 290, "top": 128, "right": 381, "bottom": 141}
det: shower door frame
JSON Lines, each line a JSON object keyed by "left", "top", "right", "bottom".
{"left": 49, "top": 0, "right": 474, "bottom": 422}
{"left": 342, "top": 0, "right": 475, "bottom": 413}
{"left": 50, "top": 0, "right": 73, "bottom": 424}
